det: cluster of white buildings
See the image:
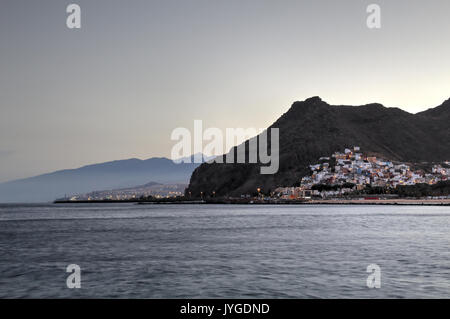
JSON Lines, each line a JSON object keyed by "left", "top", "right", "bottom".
{"left": 274, "top": 146, "right": 449, "bottom": 199}
{"left": 66, "top": 184, "right": 186, "bottom": 201}
{"left": 303, "top": 146, "right": 449, "bottom": 188}
{"left": 432, "top": 164, "right": 450, "bottom": 176}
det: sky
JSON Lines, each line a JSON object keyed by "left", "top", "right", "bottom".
{"left": 0, "top": 0, "right": 450, "bottom": 182}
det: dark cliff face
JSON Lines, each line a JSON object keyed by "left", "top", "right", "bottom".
{"left": 186, "top": 97, "right": 450, "bottom": 197}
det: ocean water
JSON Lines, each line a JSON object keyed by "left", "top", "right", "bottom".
{"left": 0, "top": 203, "right": 449, "bottom": 298}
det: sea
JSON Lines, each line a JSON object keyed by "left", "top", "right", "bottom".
{"left": 0, "top": 203, "right": 449, "bottom": 298}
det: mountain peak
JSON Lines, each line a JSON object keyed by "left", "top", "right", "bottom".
{"left": 305, "top": 96, "right": 323, "bottom": 103}
{"left": 362, "top": 102, "right": 385, "bottom": 109}
{"left": 303, "top": 96, "right": 329, "bottom": 105}
{"left": 292, "top": 96, "right": 328, "bottom": 109}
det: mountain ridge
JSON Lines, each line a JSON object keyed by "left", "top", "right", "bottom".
{"left": 186, "top": 97, "right": 450, "bottom": 197}
{"left": 0, "top": 156, "right": 203, "bottom": 203}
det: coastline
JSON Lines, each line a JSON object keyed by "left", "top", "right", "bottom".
{"left": 302, "top": 199, "right": 450, "bottom": 206}
{"left": 53, "top": 198, "right": 450, "bottom": 206}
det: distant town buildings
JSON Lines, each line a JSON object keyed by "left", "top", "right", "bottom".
{"left": 66, "top": 183, "right": 186, "bottom": 201}
{"left": 274, "top": 146, "right": 449, "bottom": 200}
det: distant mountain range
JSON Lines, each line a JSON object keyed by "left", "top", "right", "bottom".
{"left": 0, "top": 156, "right": 203, "bottom": 203}
{"left": 186, "top": 96, "right": 450, "bottom": 197}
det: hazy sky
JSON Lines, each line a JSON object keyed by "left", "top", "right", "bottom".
{"left": 1, "top": 0, "right": 449, "bottom": 182}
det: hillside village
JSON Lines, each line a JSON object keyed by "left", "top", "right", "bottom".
{"left": 274, "top": 146, "right": 450, "bottom": 200}
{"left": 61, "top": 146, "right": 449, "bottom": 202}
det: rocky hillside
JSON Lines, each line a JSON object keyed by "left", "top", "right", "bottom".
{"left": 186, "top": 97, "right": 450, "bottom": 197}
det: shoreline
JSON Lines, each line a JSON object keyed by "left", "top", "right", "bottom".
{"left": 53, "top": 198, "right": 450, "bottom": 206}
{"left": 302, "top": 199, "right": 450, "bottom": 206}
